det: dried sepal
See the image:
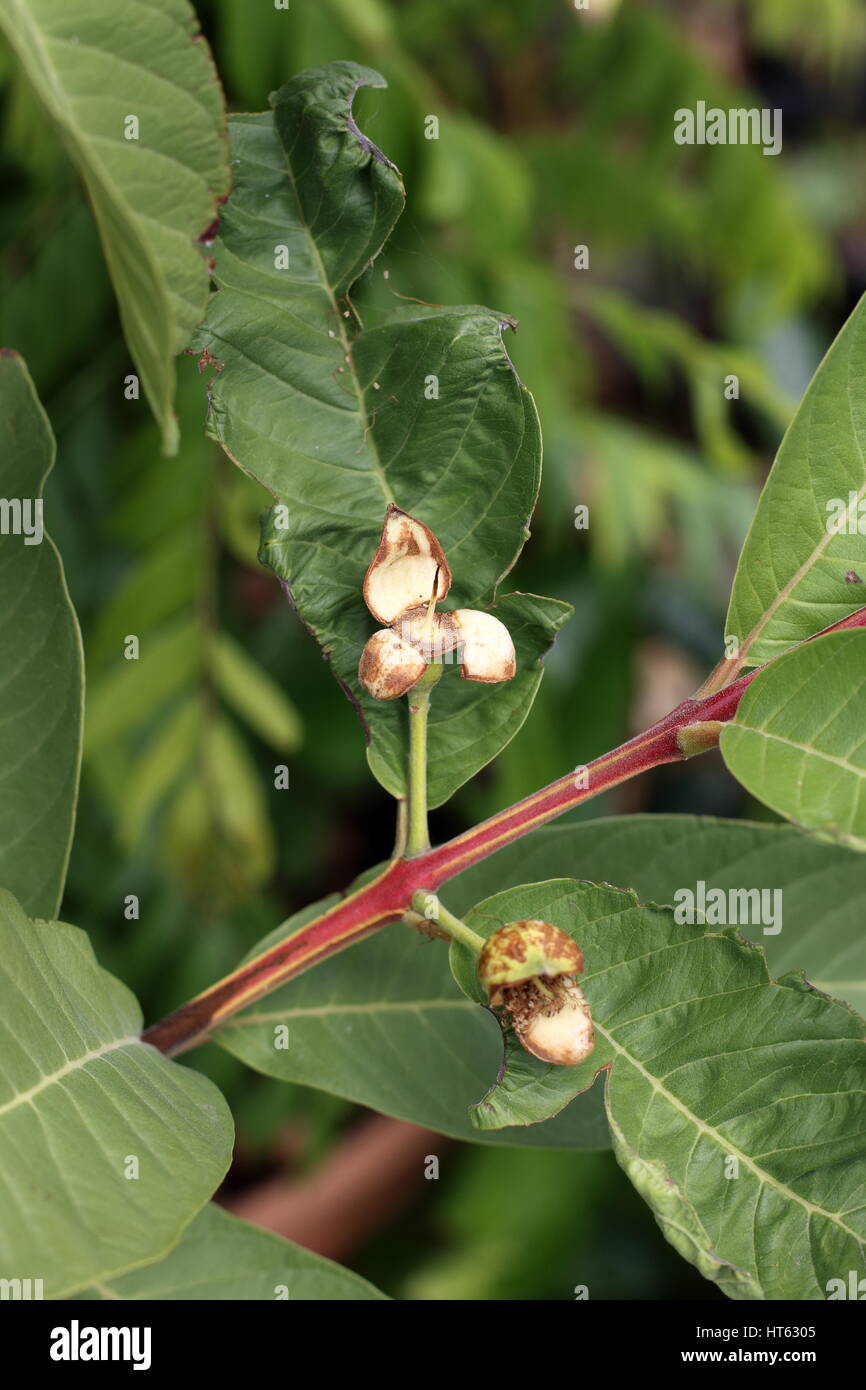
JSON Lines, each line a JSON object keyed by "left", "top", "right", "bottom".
{"left": 363, "top": 505, "right": 451, "bottom": 625}
{"left": 452, "top": 609, "right": 516, "bottom": 683}
{"left": 358, "top": 628, "right": 427, "bottom": 701}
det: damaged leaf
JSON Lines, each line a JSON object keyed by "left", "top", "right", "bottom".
{"left": 191, "top": 63, "right": 559, "bottom": 805}
{"left": 451, "top": 878, "right": 866, "bottom": 1299}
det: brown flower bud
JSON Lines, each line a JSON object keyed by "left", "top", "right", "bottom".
{"left": 478, "top": 920, "right": 593, "bottom": 1068}
{"left": 358, "top": 628, "right": 427, "bottom": 700}
{"left": 478, "top": 920, "right": 583, "bottom": 1003}
{"left": 451, "top": 609, "right": 516, "bottom": 683}
{"left": 363, "top": 505, "right": 451, "bottom": 625}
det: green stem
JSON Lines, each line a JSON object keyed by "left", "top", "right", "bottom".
{"left": 410, "top": 890, "right": 485, "bottom": 954}
{"left": 392, "top": 797, "right": 408, "bottom": 858}
{"left": 405, "top": 663, "right": 442, "bottom": 856}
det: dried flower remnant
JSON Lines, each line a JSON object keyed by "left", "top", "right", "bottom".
{"left": 358, "top": 505, "right": 517, "bottom": 699}
{"left": 396, "top": 606, "right": 461, "bottom": 662}
{"left": 358, "top": 628, "right": 427, "bottom": 701}
{"left": 362, "top": 506, "right": 451, "bottom": 625}
{"left": 478, "top": 919, "right": 595, "bottom": 1067}
{"left": 451, "top": 609, "right": 516, "bottom": 683}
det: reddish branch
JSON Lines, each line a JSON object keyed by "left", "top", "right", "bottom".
{"left": 143, "top": 605, "right": 866, "bottom": 1058}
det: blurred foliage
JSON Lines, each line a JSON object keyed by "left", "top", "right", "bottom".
{"left": 2, "top": 0, "right": 865, "bottom": 1299}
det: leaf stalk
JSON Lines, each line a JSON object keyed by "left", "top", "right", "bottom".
{"left": 410, "top": 890, "right": 485, "bottom": 953}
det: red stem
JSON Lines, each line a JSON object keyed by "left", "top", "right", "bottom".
{"left": 142, "top": 606, "right": 866, "bottom": 1057}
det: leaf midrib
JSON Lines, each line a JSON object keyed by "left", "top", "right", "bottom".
{"left": 731, "top": 723, "right": 866, "bottom": 779}
{"left": 0, "top": 1033, "right": 141, "bottom": 1118}
{"left": 599, "top": 1020, "right": 864, "bottom": 1250}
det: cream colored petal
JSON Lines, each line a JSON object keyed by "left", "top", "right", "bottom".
{"left": 516, "top": 982, "right": 595, "bottom": 1067}
{"left": 363, "top": 506, "right": 451, "bottom": 624}
{"left": 358, "top": 629, "right": 427, "bottom": 701}
{"left": 452, "top": 609, "right": 516, "bottom": 683}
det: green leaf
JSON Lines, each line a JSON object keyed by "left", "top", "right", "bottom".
{"left": 161, "top": 715, "right": 275, "bottom": 894}
{"left": 457, "top": 879, "right": 866, "bottom": 1299}
{"left": 447, "top": 814, "right": 866, "bottom": 1018}
{"left": 720, "top": 630, "right": 866, "bottom": 851}
{"left": 117, "top": 696, "right": 198, "bottom": 845}
{"left": 0, "top": 891, "right": 233, "bottom": 1297}
{"left": 576, "top": 414, "right": 755, "bottom": 593}
{"left": 84, "top": 618, "right": 200, "bottom": 751}
{"left": 214, "top": 902, "right": 608, "bottom": 1150}
{"left": 0, "top": 352, "right": 83, "bottom": 917}
{"left": 0, "top": 0, "right": 230, "bottom": 452}
{"left": 193, "top": 64, "right": 553, "bottom": 806}
{"left": 75, "top": 1204, "right": 387, "bottom": 1301}
{"left": 725, "top": 293, "right": 866, "bottom": 666}
{"left": 89, "top": 524, "right": 203, "bottom": 668}
{"left": 209, "top": 630, "right": 302, "bottom": 753}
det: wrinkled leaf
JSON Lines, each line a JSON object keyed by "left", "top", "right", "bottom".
{"left": 720, "top": 630, "right": 866, "bottom": 851}
{"left": 0, "top": 352, "right": 83, "bottom": 917}
{"left": 193, "top": 64, "right": 554, "bottom": 806}
{"left": 0, "top": 0, "right": 230, "bottom": 451}
{"left": 76, "top": 1204, "right": 386, "bottom": 1301}
{"left": 0, "top": 891, "right": 233, "bottom": 1297}
{"left": 452, "top": 879, "right": 866, "bottom": 1299}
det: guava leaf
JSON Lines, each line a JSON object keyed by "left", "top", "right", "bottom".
{"left": 0, "top": 352, "right": 83, "bottom": 917}
{"left": 192, "top": 64, "right": 554, "bottom": 806}
{"left": 725, "top": 293, "right": 866, "bottom": 666}
{"left": 0, "top": 891, "right": 233, "bottom": 1298}
{"left": 450, "top": 879, "right": 866, "bottom": 1300}
{"left": 0, "top": 0, "right": 230, "bottom": 452}
{"left": 720, "top": 630, "right": 866, "bottom": 851}
{"left": 75, "top": 1205, "right": 386, "bottom": 1301}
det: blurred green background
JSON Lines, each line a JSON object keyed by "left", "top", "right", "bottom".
{"left": 2, "top": 0, "right": 865, "bottom": 1300}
